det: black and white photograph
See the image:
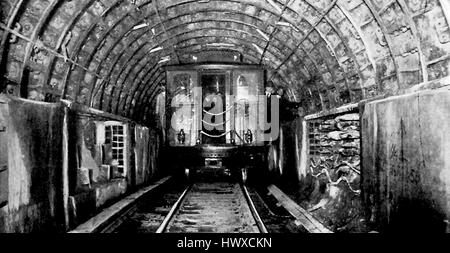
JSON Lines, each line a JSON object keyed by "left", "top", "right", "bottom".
{"left": 0, "top": 0, "right": 449, "bottom": 248}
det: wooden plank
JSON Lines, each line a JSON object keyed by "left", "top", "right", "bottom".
{"left": 69, "top": 176, "right": 171, "bottom": 233}
{"left": 304, "top": 103, "right": 358, "bottom": 120}
{"left": 62, "top": 106, "right": 69, "bottom": 231}
{"left": 60, "top": 99, "right": 136, "bottom": 124}
{"left": 267, "top": 185, "right": 332, "bottom": 233}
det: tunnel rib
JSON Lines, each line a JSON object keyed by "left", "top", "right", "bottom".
{"left": 0, "top": 0, "right": 449, "bottom": 122}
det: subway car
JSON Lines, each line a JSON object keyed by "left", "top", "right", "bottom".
{"left": 163, "top": 64, "right": 270, "bottom": 182}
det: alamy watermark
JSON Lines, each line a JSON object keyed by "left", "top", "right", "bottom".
{"left": 170, "top": 87, "right": 280, "bottom": 142}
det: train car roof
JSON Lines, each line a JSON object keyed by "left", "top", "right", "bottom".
{"left": 164, "top": 63, "right": 265, "bottom": 71}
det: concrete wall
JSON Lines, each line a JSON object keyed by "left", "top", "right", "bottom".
{"left": 0, "top": 95, "right": 163, "bottom": 232}
{"left": 361, "top": 89, "right": 450, "bottom": 232}
{"left": 66, "top": 110, "right": 162, "bottom": 228}
{"left": 134, "top": 126, "right": 161, "bottom": 187}
{"left": 66, "top": 112, "right": 128, "bottom": 226}
{"left": 0, "top": 95, "right": 65, "bottom": 232}
{"left": 134, "top": 126, "right": 150, "bottom": 187}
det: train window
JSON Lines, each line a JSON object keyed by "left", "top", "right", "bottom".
{"left": 237, "top": 75, "right": 248, "bottom": 87}
{"left": 232, "top": 71, "right": 263, "bottom": 144}
{"left": 167, "top": 71, "right": 199, "bottom": 146}
{"left": 201, "top": 73, "right": 227, "bottom": 144}
{"left": 165, "top": 65, "right": 264, "bottom": 146}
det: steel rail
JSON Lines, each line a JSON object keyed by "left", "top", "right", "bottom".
{"left": 156, "top": 185, "right": 192, "bottom": 233}
{"left": 240, "top": 184, "right": 268, "bottom": 233}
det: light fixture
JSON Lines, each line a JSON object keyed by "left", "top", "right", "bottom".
{"left": 149, "top": 46, "right": 163, "bottom": 53}
{"left": 158, "top": 56, "right": 171, "bottom": 64}
{"left": 266, "top": 0, "right": 283, "bottom": 14}
{"left": 276, "top": 21, "right": 290, "bottom": 27}
{"left": 206, "top": 43, "right": 235, "bottom": 47}
{"left": 132, "top": 23, "right": 149, "bottom": 30}
{"left": 276, "top": 21, "right": 299, "bottom": 32}
{"left": 256, "top": 28, "right": 270, "bottom": 41}
{"left": 253, "top": 43, "right": 264, "bottom": 55}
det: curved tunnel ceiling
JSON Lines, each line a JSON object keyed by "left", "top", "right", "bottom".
{"left": 0, "top": 0, "right": 449, "bottom": 124}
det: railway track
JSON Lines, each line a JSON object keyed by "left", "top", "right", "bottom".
{"left": 71, "top": 177, "right": 330, "bottom": 233}
{"left": 159, "top": 182, "right": 267, "bottom": 233}
{"left": 113, "top": 182, "right": 267, "bottom": 233}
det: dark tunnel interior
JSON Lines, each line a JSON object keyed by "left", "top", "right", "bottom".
{"left": 0, "top": 0, "right": 449, "bottom": 234}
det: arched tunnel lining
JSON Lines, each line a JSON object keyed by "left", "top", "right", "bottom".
{"left": 0, "top": 0, "right": 449, "bottom": 233}
{"left": 0, "top": 0, "right": 449, "bottom": 125}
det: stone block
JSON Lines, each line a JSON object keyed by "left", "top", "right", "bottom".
{"left": 97, "top": 165, "right": 111, "bottom": 183}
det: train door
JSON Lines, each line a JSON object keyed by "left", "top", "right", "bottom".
{"left": 200, "top": 72, "right": 227, "bottom": 144}
{"left": 231, "top": 69, "right": 264, "bottom": 145}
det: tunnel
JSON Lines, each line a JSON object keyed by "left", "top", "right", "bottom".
{"left": 0, "top": 0, "right": 449, "bottom": 234}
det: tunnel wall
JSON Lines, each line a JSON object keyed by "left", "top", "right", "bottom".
{"left": 273, "top": 76, "right": 450, "bottom": 232}
{"left": 134, "top": 125, "right": 160, "bottom": 187}
{"left": 66, "top": 106, "right": 163, "bottom": 229}
{"left": 67, "top": 111, "right": 127, "bottom": 226}
{"left": 302, "top": 111, "right": 364, "bottom": 232}
{"left": 2, "top": 0, "right": 449, "bottom": 123}
{"left": 267, "top": 108, "right": 366, "bottom": 232}
{"left": 0, "top": 95, "right": 65, "bottom": 233}
{"left": 361, "top": 88, "right": 450, "bottom": 232}
{"left": 0, "top": 94, "right": 163, "bottom": 232}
